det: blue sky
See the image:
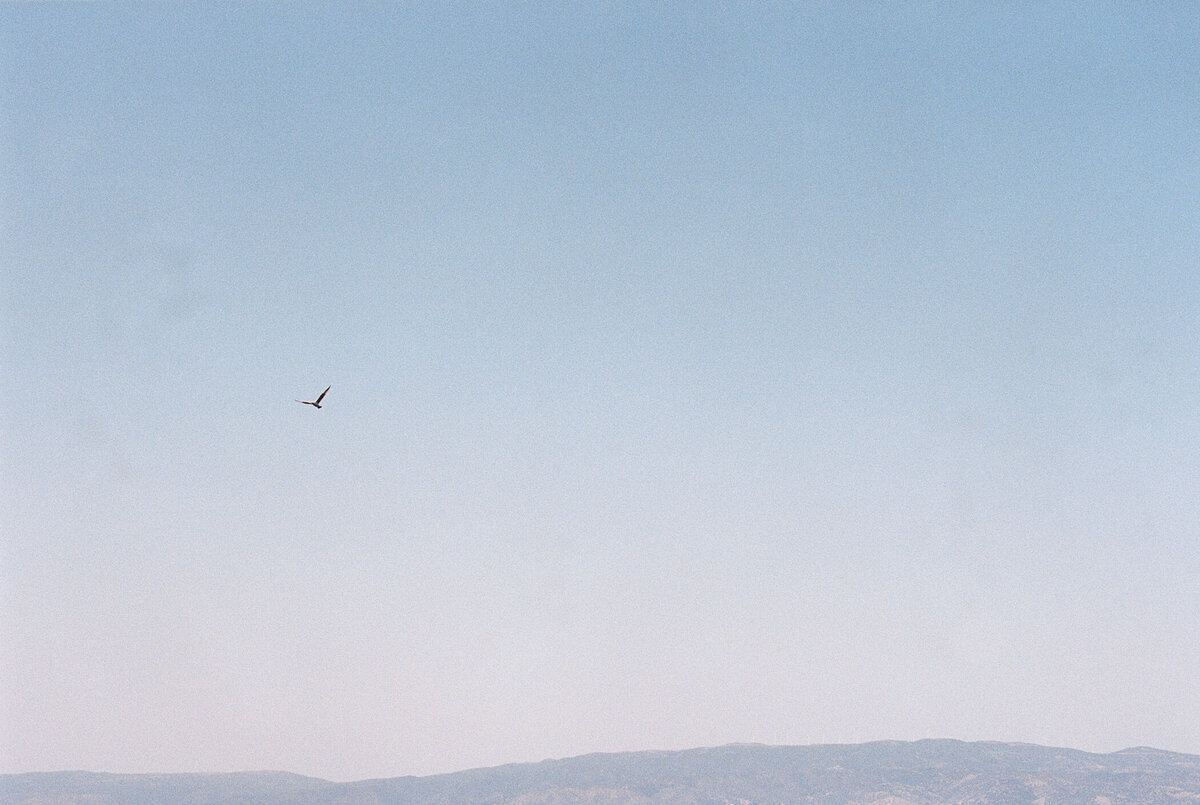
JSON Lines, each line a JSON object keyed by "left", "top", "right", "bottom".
{"left": 3, "top": 3, "right": 1199, "bottom": 781}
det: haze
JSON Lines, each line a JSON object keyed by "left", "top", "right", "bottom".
{"left": 2, "top": 3, "right": 1198, "bottom": 783}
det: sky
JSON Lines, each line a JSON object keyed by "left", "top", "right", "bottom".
{"left": 2, "top": 2, "right": 1199, "bottom": 783}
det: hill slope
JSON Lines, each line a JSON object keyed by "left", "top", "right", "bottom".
{"left": 4, "top": 740, "right": 1200, "bottom": 804}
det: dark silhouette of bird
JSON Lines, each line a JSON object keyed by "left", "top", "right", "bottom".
{"left": 296, "top": 385, "right": 330, "bottom": 409}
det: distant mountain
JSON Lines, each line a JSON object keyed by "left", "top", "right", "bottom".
{"left": 5, "top": 740, "right": 1200, "bottom": 805}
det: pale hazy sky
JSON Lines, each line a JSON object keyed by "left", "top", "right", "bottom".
{"left": 3, "top": 3, "right": 1198, "bottom": 783}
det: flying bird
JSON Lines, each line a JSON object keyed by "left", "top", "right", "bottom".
{"left": 296, "top": 385, "right": 330, "bottom": 409}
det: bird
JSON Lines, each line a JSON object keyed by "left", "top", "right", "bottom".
{"left": 296, "top": 385, "right": 330, "bottom": 409}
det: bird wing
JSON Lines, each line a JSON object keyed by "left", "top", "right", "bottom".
{"left": 315, "top": 385, "right": 330, "bottom": 404}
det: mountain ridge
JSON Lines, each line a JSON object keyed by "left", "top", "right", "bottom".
{"left": 5, "top": 739, "right": 1200, "bottom": 804}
